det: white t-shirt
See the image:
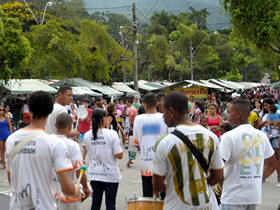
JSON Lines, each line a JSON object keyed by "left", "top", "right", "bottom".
{"left": 220, "top": 124, "right": 274, "bottom": 205}
{"left": 54, "top": 135, "right": 84, "bottom": 203}
{"left": 84, "top": 128, "right": 123, "bottom": 183}
{"left": 6, "top": 129, "right": 73, "bottom": 210}
{"left": 45, "top": 103, "right": 68, "bottom": 134}
{"left": 189, "top": 101, "right": 195, "bottom": 116}
{"left": 23, "top": 104, "right": 29, "bottom": 113}
{"left": 133, "top": 113, "right": 168, "bottom": 176}
{"left": 153, "top": 125, "right": 223, "bottom": 210}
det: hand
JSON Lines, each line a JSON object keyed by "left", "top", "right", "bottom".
{"left": 70, "top": 128, "right": 79, "bottom": 137}
{"left": 82, "top": 187, "right": 92, "bottom": 200}
{"left": 74, "top": 184, "right": 81, "bottom": 197}
{"left": 154, "top": 191, "right": 160, "bottom": 198}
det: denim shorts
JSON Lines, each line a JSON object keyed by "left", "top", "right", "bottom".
{"left": 269, "top": 136, "right": 280, "bottom": 148}
{"left": 221, "top": 204, "right": 257, "bottom": 210}
{"left": 79, "top": 133, "right": 85, "bottom": 146}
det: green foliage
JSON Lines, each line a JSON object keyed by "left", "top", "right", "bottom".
{"left": 223, "top": 0, "right": 280, "bottom": 53}
{"left": 224, "top": 68, "right": 243, "bottom": 82}
{"left": 0, "top": 9, "right": 32, "bottom": 80}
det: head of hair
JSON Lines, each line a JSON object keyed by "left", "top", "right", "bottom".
{"left": 269, "top": 105, "right": 277, "bottom": 113}
{"left": 92, "top": 108, "right": 107, "bottom": 140}
{"left": 28, "top": 91, "right": 53, "bottom": 119}
{"left": 195, "top": 101, "right": 205, "bottom": 113}
{"left": 230, "top": 99, "right": 250, "bottom": 118}
{"left": 263, "top": 98, "right": 274, "bottom": 105}
{"left": 157, "top": 92, "right": 165, "bottom": 101}
{"left": 262, "top": 98, "right": 275, "bottom": 114}
{"left": 58, "top": 85, "right": 72, "bottom": 94}
{"left": 220, "top": 122, "right": 232, "bottom": 132}
{"left": 208, "top": 103, "right": 218, "bottom": 110}
{"left": 56, "top": 113, "right": 72, "bottom": 129}
{"left": 82, "top": 98, "right": 89, "bottom": 103}
{"left": 143, "top": 93, "right": 157, "bottom": 108}
{"left": 126, "top": 97, "right": 133, "bottom": 104}
{"left": 200, "top": 116, "right": 208, "bottom": 122}
{"left": 164, "top": 91, "right": 188, "bottom": 114}
{"left": 107, "top": 103, "right": 115, "bottom": 114}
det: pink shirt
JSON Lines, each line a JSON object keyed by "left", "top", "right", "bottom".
{"left": 129, "top": 106, "right": 137, "bottom": 125}
{"left": 207, "top": 115, "right": 221, "bottom": 137}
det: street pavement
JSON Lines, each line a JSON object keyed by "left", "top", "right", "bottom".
{"left": 0, "top": 148, "right": 280, "bottom": 210}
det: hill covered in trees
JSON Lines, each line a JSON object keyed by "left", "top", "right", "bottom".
{"left": 84, "top": 0, "right": 231, "bottom": 29}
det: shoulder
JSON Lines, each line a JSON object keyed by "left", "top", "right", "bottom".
{"left": 54, "top": 103, "right": 67, "bottom": 112}
{"left": 84, "top": 130, "right": 92, "bottom": 139}
{"left": 154, "top": 133, "right": 172, "bottom": 152}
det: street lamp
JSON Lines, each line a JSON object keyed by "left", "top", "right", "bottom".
{"left": 41, "top": 2, "right": 52, "bottom": 25}
{"left": 190, "top": 31, "right": 218, "bottom": 80}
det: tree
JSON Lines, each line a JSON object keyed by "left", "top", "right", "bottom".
{"left": 223, "top": 0, "right": 280, "bottom": 53}
{"left": 188, "top": 7, "right": 209, "bottom": 30}
{"left": 25, "top": 20, "right": 85, "bottom": 79}
{"left": 0, "top": 9, "right": 32, "bottom": 80}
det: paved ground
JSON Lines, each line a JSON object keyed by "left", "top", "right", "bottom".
{"left": 1, "top": 148, "right": 280, "bottom": 210}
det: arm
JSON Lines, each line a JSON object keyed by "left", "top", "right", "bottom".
{"left": 254, "top": 118, "right": 259, "bottom": 128}
{"left": 208, "top": 168, "right": 224, "bottom": 185}
{"left": 76, "top": 170, "right": 91, "bottom": 199}
{"left": 117, "top": 123, "right": 127, "bottom": 143}
{"left": 106, "top": 116, "right": 113, "bottom": 129}
{"left": 114, "top": 152, "right": 123, "bottom": 159}
{"left": 152, "top": 174, "right": 166, "bottom": 196}
{"left": 57, "top": 170, "right": 80, "bottom": 197}
{"left": 7, "top": 118, "right": 12, "bottom": 134}
{"left": 263, "top": 155, "right": 277, "bottom": 180}
{"left": 7, "top": 170, "right": 10, "bottom": 184}
{"left": 258, "top": 118, "right": 267, "bottom": 129}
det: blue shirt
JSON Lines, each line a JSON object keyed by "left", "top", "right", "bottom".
{"left": 268, "top": 112, "right": 280, "bottom": 122}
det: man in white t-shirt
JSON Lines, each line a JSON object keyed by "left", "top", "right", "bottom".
{"left": 133, "top": 93, "right": 168, "bottom": 197}
{"left": 220, "top": 99, "right": 277, "bottom": 210}
{"left": 188, "top": 95, "right": 195, "bottom": 117}
{"left": 45, "top": 85, "right": 78, "bottom": 137}
{"left": 153, "top": 91, "right": 224, "bottom": 210}
{"left": 6, "top": 91, "right": 80, "bottom": 210}
{"left": 54, "top": 113, "right": 91, "bottom": 210}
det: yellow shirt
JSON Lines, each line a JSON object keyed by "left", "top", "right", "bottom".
{"left": 248, "top": 112, "right": 259, "bottom": 126}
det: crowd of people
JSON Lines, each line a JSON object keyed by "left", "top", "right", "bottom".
{"left": 2, "top": 84, "right": 280, "bottom": 210}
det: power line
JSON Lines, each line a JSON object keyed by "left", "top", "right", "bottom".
{"left": 85, "top": 5, "right": 132, "bottom": 10}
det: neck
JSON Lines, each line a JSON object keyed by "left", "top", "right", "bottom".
{"left": 56, "top": 130, "right": 68, "bottom": 137}
{"left": 235, "top": 120, "right": 249, "bottom": 126}
{"left": 56, "top": 98, "right": 64, "bottom": 106}
{"left": 174, "top": 114, "right": 194, "bottom": 127}
{"left": 99, "top": 125, "right": 105, "bottom": 129}
{"left": 27, "top": 118, "right": 47, "bottom": 130}
{"left": 145, "top": 107, "right": 157, "bottom": 114}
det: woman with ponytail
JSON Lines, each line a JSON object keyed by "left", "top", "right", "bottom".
{"left": 84, "top": 108, "right": 123, "bottom": 210}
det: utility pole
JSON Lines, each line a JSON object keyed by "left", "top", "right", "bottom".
{"left": 132, "top": 2, "right": 138, "bottom": 91}
{"left": 119, "top": 26, "right": 126, "bottom": 83}
{"left": 190, "top": 40, "right": 194, "bottom": 80}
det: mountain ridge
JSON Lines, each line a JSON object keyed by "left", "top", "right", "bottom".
{"left": 83, "top": 0, "right": 231, "bottom": 29}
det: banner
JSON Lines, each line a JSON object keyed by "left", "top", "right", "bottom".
{"left": 166, "top": 87, "right": 208, "bottom": 98}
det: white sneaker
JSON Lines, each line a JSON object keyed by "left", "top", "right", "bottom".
{"left": 276, "top": 182, "right": 280, "bottom": 187}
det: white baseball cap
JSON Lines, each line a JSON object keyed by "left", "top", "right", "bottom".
{"left": 231, "top": 92, "right": 241, "bottom": 99}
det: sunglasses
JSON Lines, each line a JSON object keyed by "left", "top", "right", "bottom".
{"left": 0, "top": 109, "right": 4, "bottom": 111}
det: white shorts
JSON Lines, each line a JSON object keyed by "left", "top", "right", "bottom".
{"left": 57, "top": 200, "right": 81, "bottom": 210}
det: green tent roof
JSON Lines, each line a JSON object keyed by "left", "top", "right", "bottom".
{"left": 1, "top": 79, "right": 57, "bottom": 94}
{"left": 71, "top": 87, "right": 102, "bottom": 96}
{"left": 51, "top": 78, "right": 123, "bottom": 97}
{"left": 112, "top": 83, "right": 139, "bottom": 96}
